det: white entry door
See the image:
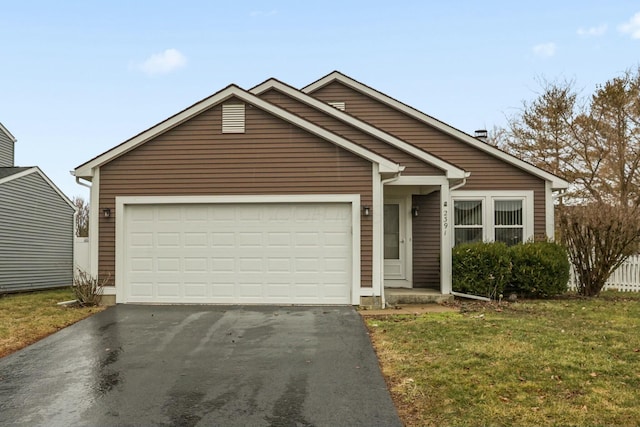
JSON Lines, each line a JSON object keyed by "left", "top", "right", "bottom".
{"left": 384, "top": 199, "right": 406, "bottom": 280}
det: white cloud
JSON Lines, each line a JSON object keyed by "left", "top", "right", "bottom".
{"left": 619, "top": 12, "right": 640, "bottom": 39}
{"left": 250, "top": 10, "right": 278, "bottom": 17}
{"left": 577, "top": 24, "right": 607, "bottom": 37}
{"left": 136, "top": 49, "right": 187, "bottom": 75}
{"left": 532, "top": 42, "right": 557, "bottom": 58}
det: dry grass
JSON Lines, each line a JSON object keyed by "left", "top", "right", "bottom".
{"left": 366, "top": 292, "right": 640, "bottom": 427}
{"left": 0, "top": 288, "right": 105, "bottom": 358}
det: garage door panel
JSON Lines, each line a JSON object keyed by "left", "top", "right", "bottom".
{"left": 123, "top": 202, "right": 352, "bottom": 304}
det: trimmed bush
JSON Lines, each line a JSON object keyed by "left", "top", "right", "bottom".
{"left": 452, "top": 241, "right": 512, "bottom": 299}
{"left": 452, "top": 241, "right": 570, "bottom": 299}
{"left": 509, "top": 241, "right": 570, "bottom": 298}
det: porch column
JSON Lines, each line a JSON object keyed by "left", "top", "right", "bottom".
{"left": 440, "top": 183, "right": 452, "bottom": 294}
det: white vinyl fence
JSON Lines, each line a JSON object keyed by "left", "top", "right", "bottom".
{"left": 569, "top": 255, "right": 640, "bottom": 292}
{"left": 74, "top": 237, "right": 90, "bottom": 274}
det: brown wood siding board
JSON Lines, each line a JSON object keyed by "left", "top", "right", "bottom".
{"left": 412, "top": 192, "right": 441, "bottom": 288}
{"left": 258, "top": 88, "right": 444, "bottom": 177}
{"left": 98, "top": 104, "right": 373, "bottom": 289}
{"left": 311, "top": 81, "right": 548, "bottom": 238}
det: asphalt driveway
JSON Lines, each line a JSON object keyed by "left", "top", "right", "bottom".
{"left": 0, "top": 305, "right": 401, "bottom": 427}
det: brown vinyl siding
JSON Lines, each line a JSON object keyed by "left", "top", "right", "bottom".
{"left": 412, "top": 192, "right": 441, "bottom": 288}
{"left": 98, "top": 99, "right": 373, "bottom": 287}
{"left": 258, "top": 88, "right": 444, "bottom": 177}
{"left": 311, "top": 81, "right": 548, "bottom": 237}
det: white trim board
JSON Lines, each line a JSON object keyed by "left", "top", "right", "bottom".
{"left": 114, "top": 194, "right": 362, "bottom": 305}
{"left": 303, "top": 71, "right": 569, "bottom": 190}
{"left": 0, "top": 122, "right": 17, "bottom": 142}
{"left": 250, "top": 79, "right": 467, "bottom": 180}
{"left": 450, "top": 190, "right": 535, "bottom": 245}
{"left": 75, "top": 85, "right": 401, "bottom": 178}
{"left": 0, "top": 166, "right": 75, "bottom": 210}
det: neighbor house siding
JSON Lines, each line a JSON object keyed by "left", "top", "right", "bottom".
{"left": 0, "top": 130, "right": 14, "bottom": 167}
{"left": 258, "top": 88, "right": 444, "bottom": 177}
{"left": 0, "top": 172, "right": 74, "bottom": 292}
{"left": 98, "top": 99, "right": 374, "bottom": 288}
{"left": 412, "top": 192, "right": 441, "bottom": 288}
{"left": 311, "top": 81, "right": 548, "bottom": 237}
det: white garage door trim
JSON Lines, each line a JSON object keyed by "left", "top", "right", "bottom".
{"left": 114, "top": 194, "right": 361, "bottom": 304}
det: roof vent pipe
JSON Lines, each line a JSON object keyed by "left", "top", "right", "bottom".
{"left": 474, "top": 129, "right": 488, "bottom": 142}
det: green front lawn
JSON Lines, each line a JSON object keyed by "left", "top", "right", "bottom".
{"left": 366, "top": 292, "right": 640, "bottom": 427}
{"left": 0, "top": 288, "right": 105, "bottom": 358}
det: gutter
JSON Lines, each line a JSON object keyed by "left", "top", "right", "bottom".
{"left": 378, "top": 171, "right": 402, "bottom": 309}
{"left": 71, "top": 171, "right": 92, "bottom": 189}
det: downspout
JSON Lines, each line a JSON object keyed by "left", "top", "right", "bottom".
{"left": 379, "top": 171, "right": 402, "bottom": 308}
{"left": 449, "top": 176, "right": 467, "bottom": 192}
{"left": 443, "top": 174, "right": 468, "bottom": 297}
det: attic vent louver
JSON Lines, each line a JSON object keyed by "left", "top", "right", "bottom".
{"left": 328, "top": 101, "right": 346, "bottom": 111}
{"left": 222, "top": 103, "right": 245, "bottom": 133}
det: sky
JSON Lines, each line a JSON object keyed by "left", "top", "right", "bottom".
{"left": 1, "top": 1, "right": 639, "bottom": 200}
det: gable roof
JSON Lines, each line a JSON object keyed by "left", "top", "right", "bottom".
{"left": 0, "top": 122, "right": 17, "bottom": 143}
{"left": 75, "top": 84, "right": 402, "bottom": 178}
{"left": 0, "top": 166, "right": 75, "bottom": 210}
{"left": 250, "top": 78, "right": 468, "bottom": 180}
{"left": 303, "top": 71, "right": 569, "bottom": 190}
{"left": 0, "top": 166, "right": 31, "bottom": 181}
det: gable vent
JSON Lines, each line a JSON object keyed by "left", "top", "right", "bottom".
{"left": 328, "top": 101, "right": 346, "bottom": 111}
{"left": 222, "top": 103, "right": 245, "bottom": 133}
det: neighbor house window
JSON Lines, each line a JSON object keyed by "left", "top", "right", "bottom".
{"left": 451, "top": 191, "right": 534, "bottom": 246}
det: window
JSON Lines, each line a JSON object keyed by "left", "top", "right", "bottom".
{"left": 454, "top": 200, "right": 483, "bottom": 245}
{"left": 494, "top": 200, "right": 523, "bottom": 245}
{"left": 452, "top": 192, "right": 533, "bottom": 246}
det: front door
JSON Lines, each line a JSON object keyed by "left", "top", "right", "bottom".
{"left": 384, "top": 199, "right": 406, "bottom": 280}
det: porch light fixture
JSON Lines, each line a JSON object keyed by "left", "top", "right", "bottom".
{"left": 412, "top": 205, "right": 419, "bottom": 217}
{"left": 362, "top": 205, "right": 371, "bottom": 217}
{"left": 102, "top": 208, "right": 111, "bottom": 218}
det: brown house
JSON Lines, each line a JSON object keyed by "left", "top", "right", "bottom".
{"left": 74, "top": 71, "right": 568, "bottom": 307}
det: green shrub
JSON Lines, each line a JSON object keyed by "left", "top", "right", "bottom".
{"left": 509, "top": 241, "right": 570, "bottom": 297}
{"left": 452, "top": 241, "right": 570, "bottom": 299}
{"left": 452, "top": 241, "right": 512, "bottom": 299}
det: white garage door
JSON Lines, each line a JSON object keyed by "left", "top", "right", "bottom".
{"left": 122, "top": 203, "right": 352, "bottom": 304}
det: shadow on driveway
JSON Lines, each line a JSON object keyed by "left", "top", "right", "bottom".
{"left": 0, "top": 305, "right": 402, "bottom": 427}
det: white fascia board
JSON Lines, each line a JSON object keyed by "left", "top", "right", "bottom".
{"left": 0, "top": 122, "right": 17, "bottom": 142}
{"left": 0, "top": 167, "right": 75, "bottom": 210}
{"left": 0, "top": 167, "right": 36, "bottom": 185}
{"left": 303, "top": 72, "right": 569, "bottom": 190}
{"left": 75, "top": 85, "right": 243, "bottom": 178}
{"left": 238, "top": 91, "right": 400, "bottom": 173}
{"left": 76, "top": 84, "right": 400, "bottom": 178}
{"left": 387, "top": 175, "right": 449, "bottom": 186}
{"left": 251, "top": 79, "right": 466, "bottom": 180}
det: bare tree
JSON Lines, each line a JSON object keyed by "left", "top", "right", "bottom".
{"left": 73, "top": 196, "right": 89, "bottom": 237}
{"left": 500, "top": 67, "right": 640, "bottom": 295}
{"left": 499, "top": 69, "right": 640, "bottom": 207}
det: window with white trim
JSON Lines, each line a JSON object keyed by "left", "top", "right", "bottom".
{"left": 452, "top": 191, "right": 533, "bottom": 246}
{"left": 453, "top": 200, "right": 483, "bottom": 245}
